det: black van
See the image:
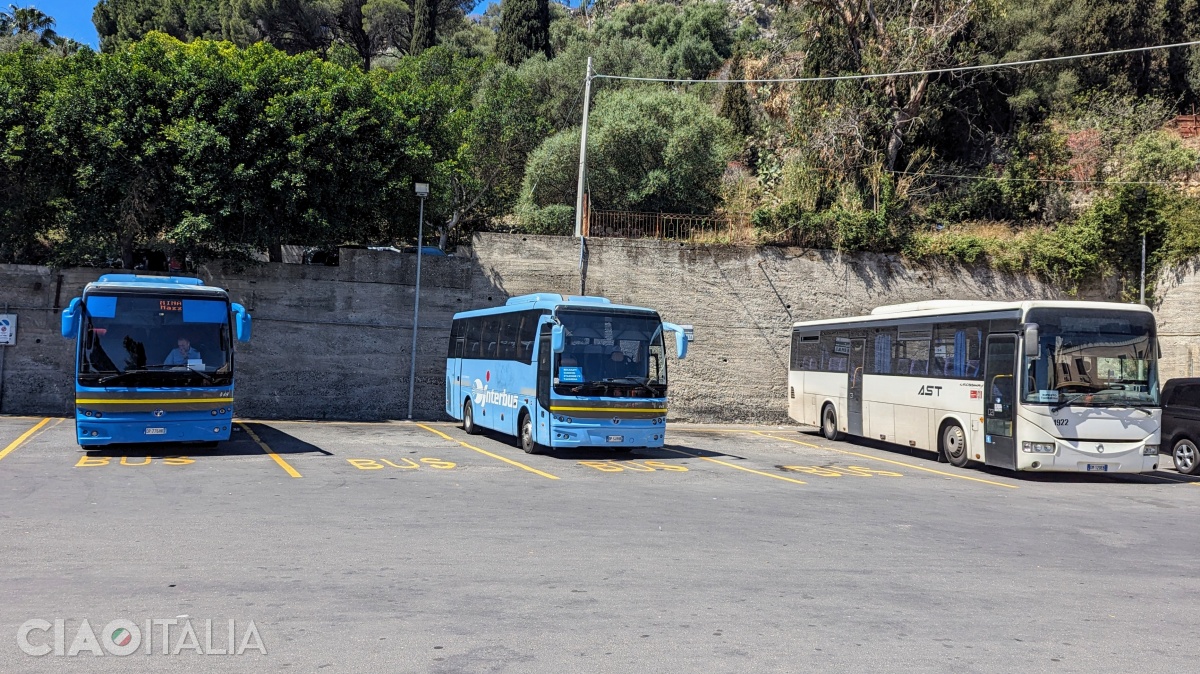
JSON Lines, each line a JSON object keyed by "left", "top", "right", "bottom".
{"left": 1160, "top": 378, "right": 1200, "bottom": 475}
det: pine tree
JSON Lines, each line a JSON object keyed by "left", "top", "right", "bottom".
{"left": 495, "top": 0, "right": 551, "bottom": 67}
{"left": 410, "top": 0, "right": 437, "bottom": 55}
{"left": 719, "top": 52, "right": 754, "bottom": 139}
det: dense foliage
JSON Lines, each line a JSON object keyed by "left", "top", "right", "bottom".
{"left": 4, "top": 0, "right": 1200, "bottom": 295}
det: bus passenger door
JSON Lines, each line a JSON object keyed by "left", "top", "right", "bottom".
{"left": 848, "top": 339, "right": 866, "bottom": 436}
{"left": 452, "top": 337, "right": 464, "bottom": 416}
{"left": 536, "top": 325, "right": 552, "bottom": 444}
{"left": 983, "top": 334, "right": 1017, "bottom": 470}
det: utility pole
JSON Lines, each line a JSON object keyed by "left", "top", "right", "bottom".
{"left": 574, "top": 57, "right": 594, "bottom": 295}
{"left": 407, "top": 183, "right": 430, "bottom": 420}
{"left": 1140, "top": 232, "right": 1146, "bottom": 305}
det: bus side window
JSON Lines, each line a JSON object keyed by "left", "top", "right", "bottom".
{"left": 465, "top": 318, "right": 482, "bottom": 359}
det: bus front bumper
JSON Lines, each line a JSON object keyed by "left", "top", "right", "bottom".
{"left": 549, "top": 419, "right": 667, "bottom": 449}
{"left": 76, "top": 416, "right": 233, "bottom": 446}
{"left": 1018, "top": 440, "right": 1159, "bottom": 473}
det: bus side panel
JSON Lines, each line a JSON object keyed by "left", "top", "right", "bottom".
{"left": 787, "top": 369, "right": 805, "bottom": 423}
{"left": 445, "top": 360, "right": 460, "bottom": 421}
{"left": 457, "top": 358, "right": 536, "bottom": 438}
{"left": 803, "top": 371, "right": 846, "bottom": 431}
{"left": 862, "top": 374, "right": 984, "bottom": 454}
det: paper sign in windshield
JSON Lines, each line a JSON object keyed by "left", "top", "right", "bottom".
{"left": 1037, "top": 390, "right": 1060, "bottom": 403}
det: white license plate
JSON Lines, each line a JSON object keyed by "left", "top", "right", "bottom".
{"left": 1085, "top": 463, "right": 1108, "bottom": 472}
{"left": 606, "top": 435, "right": 623, "bottom": 443}
{"left": 145, "top": 428, "right": 166, "bottom": 435}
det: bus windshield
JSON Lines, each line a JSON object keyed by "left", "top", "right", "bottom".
{"left": 1022, "top": 309, "right": 1158, "bottom": 407}
{"left": 555, "top": 309, "right": 667, "bottom": 397}
{"left": 79, "top": 294, "right": 232, "bottom": 387}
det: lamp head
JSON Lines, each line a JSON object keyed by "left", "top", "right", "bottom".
{"left": 414, "top": 182, "right": 430, "bottom": 197}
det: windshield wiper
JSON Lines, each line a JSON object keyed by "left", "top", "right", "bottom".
{"left": 1050, "top": 392, "right": 1090, "bottom": 413}
{"left": 600, "top": 377, "right": 661, "bottom": 396}
{"left": 97, "top": 370, "right": 152, "bottom": 385}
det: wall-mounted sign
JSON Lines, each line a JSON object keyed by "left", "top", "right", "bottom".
{"left": 0, "top": 314, "right": 15, "bottom": 346}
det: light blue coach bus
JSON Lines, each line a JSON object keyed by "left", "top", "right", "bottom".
{"left": 61, "top": 275, "right": 251, "bottom": 447}
{"left": 445, "top": 293, "right": 689, "bottom": 453}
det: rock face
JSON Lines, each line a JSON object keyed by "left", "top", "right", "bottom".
{"left": 1153, "top": 259, "right": 1200, "bottom": 383}
{"left": 0, "top": 234, "right": 1087, "bottom": 422}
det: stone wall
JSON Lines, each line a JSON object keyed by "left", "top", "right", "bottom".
{"left": 1153, "top": 259, "right": 1200, "bottom": 382}
{"left": 0, "top": 234, "right": 1079, "bottom": 423}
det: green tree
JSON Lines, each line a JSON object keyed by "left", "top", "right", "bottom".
{"left": 495, "top": 0, "right": 550, "bottom": 67}
{"left": 409, "top": 0, "right": 436, "bottom": 55}
{"left": 718, "top": 50, "right": 753, "bottom": 140}
{"left": 3, "top": 4, "right": 66, "bottom": 48}
{"left": 520, "top": 87, "right": 734, "bottom": 221}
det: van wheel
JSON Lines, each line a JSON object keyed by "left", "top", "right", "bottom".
{"left": 941, "top": 423, "right": 969, "bottom": 468}
{"left": 821, "top": 404, "right": 843, "bottom": 441}
{"left": 519, "top": 413, "right": 540, "bottom": 454}
{"left": 463, "top": 400, "right": 480, "bottom": 435}
{"left": 1173, "top": 438, "right": 1199, "bottom": 475}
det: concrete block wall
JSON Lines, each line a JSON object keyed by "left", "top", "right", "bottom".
{"left": 0, "top": 234, "right": 1087, "bottom": 423}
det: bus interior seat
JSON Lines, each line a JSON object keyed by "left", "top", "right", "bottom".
{"left": 910, "top": 360, "right": 928, "bottom": 375}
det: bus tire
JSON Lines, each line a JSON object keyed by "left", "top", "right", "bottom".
{"left": 519, "top": 412, "right": 540, "bottom": 454}
{"left": 1173, "top": 438, "right": 1199, "bottom": 475}
{"left": 821, "top": 404, "right": 843, "bottom": 441}
{"left": 463, "top": 400, "right": 480, "bottom": 435}
{"left": 941, "top": 422, "right": 969, "bottom": 468}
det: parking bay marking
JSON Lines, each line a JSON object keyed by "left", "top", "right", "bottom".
{"left": 238, "top": 422, "right": 303, "bottom": 478}
{"left": 0, "top": 417, "right": 55, "bottom": 463}
{"left": 347, "top": 458, "right": 457, "bottom": 471}
{"left": 780, "top": 465, "right": 903, "bottom": 478}
{"left": 75, "top": 456, "right": 196, "bottom": 467}
{"left": 752, "top": 431, "right": 1017, "bottom": 490}
{"left": 660, "top": 446, "right": 807, "bottom": 485}
{"left": 415, "top": 424, "right": 560, "bottom": 480}
{"left": 577, "top": 460, "right": 689, "bottom": 473}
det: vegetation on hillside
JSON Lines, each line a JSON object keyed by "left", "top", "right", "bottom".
{"left": 2, "top": 1, "right": 1200, "bottom": 296}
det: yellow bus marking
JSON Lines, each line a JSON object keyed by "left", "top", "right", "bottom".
{"left": 0, "top": 418, "right": 53, "bottom": 462}
{"left": 76, "top": 398, "right": 233, "bottom": 405}
{"left": 752, "top": 431, "right": 1017, "bottom": 489}
{"left": 416, "top": 424, "right": 559, "bottom": 480}
{"left": 548, "top": 407, "right": 666, "bottom": 414}
{"left": 661, "top": 447, "right": 806, "bottom": 485}
{"left": 238, "top": 422, "right": 302, "bottom": 478}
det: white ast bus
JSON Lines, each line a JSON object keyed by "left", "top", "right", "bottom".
{"left": 788, "top": 301, "right": 1161, "bottom": 473}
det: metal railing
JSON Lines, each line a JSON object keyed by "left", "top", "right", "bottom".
{"left": 585, "top": 209, "right": 752, "bottom": 242}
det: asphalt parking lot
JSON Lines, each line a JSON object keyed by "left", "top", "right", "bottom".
{"left": 2, "top": 415, "right": 1199, "bottom": 673}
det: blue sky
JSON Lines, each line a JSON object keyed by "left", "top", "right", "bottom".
{"left": 18, "top": 1, "right": 583, "bottom": 50}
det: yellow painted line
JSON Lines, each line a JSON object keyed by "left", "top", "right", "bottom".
{"left": 661, "top": 446, "right": 806, "bottom": 485}
{"left": 549, "top": 407, "right": 666, "bottom": 414}
{"left": 416, "top": 424, "right": 559, "bottom": 480}
{"left": 238, "top": 422, "right": 302, "bottom": 478}
{"left": 0, "top": 418, "right": 53, "bottom": 462}
{"left": 76, "top": 398, "right": 232, "bottom": 405}
{"left": 752, "top": 431, "right": 1017, "bottom": 489}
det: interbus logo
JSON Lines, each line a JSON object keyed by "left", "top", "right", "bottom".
{"left": 472, "top": 379, "right": 519, "bottom": 410}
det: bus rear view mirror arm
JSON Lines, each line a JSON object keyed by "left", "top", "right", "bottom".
{"left": 663, "top": 322, "right": 689, "bottom": 359}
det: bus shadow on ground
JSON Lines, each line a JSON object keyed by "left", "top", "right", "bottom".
{"left": 797, "top": 429, "right": 1200, "bottom": 486}
{"left": 79, "top": 422, "right": 331, "bottom": 458}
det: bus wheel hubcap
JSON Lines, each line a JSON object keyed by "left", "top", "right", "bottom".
{"left": 945, "top": 428, "right": 964, "bottom": 457}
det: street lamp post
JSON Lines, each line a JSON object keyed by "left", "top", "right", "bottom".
{"left": 407, "top": 182, "right": 430, "bottom": 420}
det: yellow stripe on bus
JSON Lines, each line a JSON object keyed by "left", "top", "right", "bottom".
{"left": 549, "top": 406, "right": 666, "bottom": 413}
{"left": 75, "top": 398, "right": 234, "bottom": 405}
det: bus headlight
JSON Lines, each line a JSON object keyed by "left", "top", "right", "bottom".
{"left": 1022, "top": 441, "right": 1055, "bottom": 453}
{"left": 1144, "top": 444, "right": 1160, "bottom": 456}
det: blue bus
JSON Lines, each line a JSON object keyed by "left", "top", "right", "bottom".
{"left": 445, "top": 293, "right": 689, "bottom": 453}
{"left": 61, "top": 275, "right": 251, "bottom": 447}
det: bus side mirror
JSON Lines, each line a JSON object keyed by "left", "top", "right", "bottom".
{"left": 1023, "top": 323, "right": 1039, "bottom": 358}
{"left": 232, "top": 303, "right": 252, "bottom": 342}
{"left": 551, "top": 325, "right": 565, "bottom": 354}
{"left": 61, "top": 298, "right": 81, "bottom": 339}
{"left": 663, "top": 322, "right": 689, "bottom": 359}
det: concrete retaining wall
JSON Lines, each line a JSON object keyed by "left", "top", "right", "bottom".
{"left": 0, "top": 234, "right": 1090, "bottom": 423}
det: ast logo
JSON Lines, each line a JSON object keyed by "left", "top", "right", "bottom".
{"left": 918, "top": 385, "right": 943, "bottom": 397}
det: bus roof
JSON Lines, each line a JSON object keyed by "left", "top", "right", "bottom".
{"left": 83, "top": 275, "right": 228, "bottom": 297}
{"left": 792, "top": 299, "right": 1153, "bottom": 330}
{"left": 453, "top": 293, "right": 659, "bottom": 320}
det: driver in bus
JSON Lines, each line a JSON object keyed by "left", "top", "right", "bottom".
{"left": 164, "top": 337, "right": 201, "bottom": 367}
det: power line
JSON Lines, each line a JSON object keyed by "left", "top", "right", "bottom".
{"left": 593, "top": 40, "right": 1200, "bottom": 85}
{"left": 889, "top": 170, "right": 1197, "bottom": 186}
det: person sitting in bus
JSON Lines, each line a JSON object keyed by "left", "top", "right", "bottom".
{"left": 164, "top": 337, "right": 201, "bottom": 367}
{"left": 608, "top": 350, "right": 637, "bottom": 378}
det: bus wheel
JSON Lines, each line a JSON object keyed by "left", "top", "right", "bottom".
{"left": 1173, "top": 438, "right": 1199, "bottom": 475}
{"left": 821, "top": 404, "right": 843, "bottom": 441}
{"left": 941, "top": 423, "right": 969, "bottom": 468}
{"left": 463, "top": 400, "right": 480, "bottom": 435}
{"left": 519, "top": 412, "right": 540, "bottom": 454}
